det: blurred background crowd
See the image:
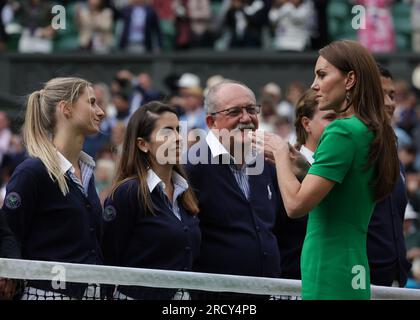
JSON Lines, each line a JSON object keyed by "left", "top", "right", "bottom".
{"left": 0, "top": 0, "right": 418, "bottom": 53}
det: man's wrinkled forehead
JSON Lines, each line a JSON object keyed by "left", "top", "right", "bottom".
{"left": 214, "top": 84, "right": 256, "bottom": 108}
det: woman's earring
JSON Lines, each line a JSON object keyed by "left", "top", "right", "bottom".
{"left": 346, "top": 91, "right": 351, "bottom": 102}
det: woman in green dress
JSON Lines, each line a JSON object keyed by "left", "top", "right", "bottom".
{"left": 257, "top": 40, "right": 399, "bottom": 299}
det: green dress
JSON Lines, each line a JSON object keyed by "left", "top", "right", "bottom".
{"left": 301, "top": 116, "right": 375, "bottom": 300}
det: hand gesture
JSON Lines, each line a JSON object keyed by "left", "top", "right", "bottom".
{"left": 251, "top": 131, "right": 289, "bottom": 164}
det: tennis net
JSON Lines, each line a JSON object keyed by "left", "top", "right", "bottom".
{"left": 0, "top": 258, "right": 419, "bottom": 300}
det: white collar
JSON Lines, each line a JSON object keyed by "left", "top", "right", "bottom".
{"left": 147, "top": 169, "right": 189, "bottom": 193}
{"left": 205, "top": 129, "right": 257, "bottom": 165}
{"left": 205, "top": 130, "right": 230, "bottom": 158}
{"left": 299, "top": 145, "right": 314, "bottom": 165}
{"left": 57, "top": 151, "right": 96, "bottom": 174}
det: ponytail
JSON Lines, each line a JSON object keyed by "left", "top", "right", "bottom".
{"left": 23, "top": 90, "right": 69, "bottom": 195}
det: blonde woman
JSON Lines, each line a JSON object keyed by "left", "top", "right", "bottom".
{"left": 1, "top": 77, "right": 105, "bottom": 299}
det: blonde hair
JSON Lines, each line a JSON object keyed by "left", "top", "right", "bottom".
{"left": 23, "top": 77, "right": 92, "bottom": 195}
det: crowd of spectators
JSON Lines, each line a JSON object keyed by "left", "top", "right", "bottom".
{"left": 0, "top": 0, "right": 418, "bottom": 53}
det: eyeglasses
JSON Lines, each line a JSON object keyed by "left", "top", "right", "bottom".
{"left": 210, "top": 105, "right": 261, "bottom": 117}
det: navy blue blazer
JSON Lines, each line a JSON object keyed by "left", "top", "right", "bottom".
{"left": 273, "top": 212, "right": 307, "bottom": 280}
{"left": 2, "top": 158, "right": 103, "bottom": 298}
{"left": 367, "top": 164, "right": 411, "bottom": 287}
{"left": 185, "top": 144, "right": 284, "bottom": 278}
{"left": 118, "top": 5, "right": 162, "bottom": 51}
{"left": 102, "top": 178, "right": 201, "bottom": 299}
{"left": 0, "top": 211, "right": 20, "bottom": 259}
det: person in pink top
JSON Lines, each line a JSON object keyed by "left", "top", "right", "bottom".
{"left": 356, "top": 0, "right": 396, "bottom": 53}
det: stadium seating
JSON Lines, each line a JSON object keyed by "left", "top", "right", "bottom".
{"left": 327, "top": 1, "right": 356, "bottom": 42}
{"left": 160, "top": 19, "right": 175, "bottom": 51}
{"left": 53, "top": 2, "right": 79, "bottom": 52}
{"left": 327, "top": 1, "right": 412, "bottom": 51}
{"left": 392, "top": 2, "right": 412, "bottom": 51}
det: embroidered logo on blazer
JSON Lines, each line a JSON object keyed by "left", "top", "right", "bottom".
{"left": 5, "top": 192, "right": 22, "bottom": 210}
{"left": 103, "top": 205, "right": 117, "bottom": 222}
{"left": 267, "top": 185, "right": 272, "bottom": 200}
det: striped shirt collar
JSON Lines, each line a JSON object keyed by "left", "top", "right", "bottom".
{"left": 206, "top": 130, "right": 251, "bottom": 200}
{"left": 206, "top": 130, "right": 257, "bottom": 166}
{"left": 57, "top": 151, "right": 96, "bottom": 174}
{"left": 206, "top": 130, "right": 230, "bottom": 158}
{"left": 147, "top": 169, "right": 189, "bottom": 194}
{"left": 57, "top": 151, "right": 96, "bottom": 196}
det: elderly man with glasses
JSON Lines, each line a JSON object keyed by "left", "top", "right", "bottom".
{"left": 185, "top": 80, "right": 289, "bottom": 299}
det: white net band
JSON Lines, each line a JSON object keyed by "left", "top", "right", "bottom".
{"left": 1, "top": 258, "right": 419, "bottom": 300}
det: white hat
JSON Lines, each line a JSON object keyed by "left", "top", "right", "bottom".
{"left": 206, "top": 75, "right": 224, "bottom": 89}
{"left": 404, "top": 203, "right": 418, "bottom": 220}
{"left": 204, "top": 75, "right": 224, "bottom": 96}
{"left": 412, "top": 64, "right": 420, "bottom": 90}
{"left": 263, "top": 82, "right": 281, "bottom": 97}
{"left": 178, "top": 73, "right": 201, "bottom": 89}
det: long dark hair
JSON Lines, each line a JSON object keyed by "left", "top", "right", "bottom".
{"left": 319, "top": 40, "right": 399, "bottom": 201}
{"left": 111, "top": 101, "right": 199, "bottom": 215}
{"left": 294, "top": 89, "right": 318, "bottom": 150}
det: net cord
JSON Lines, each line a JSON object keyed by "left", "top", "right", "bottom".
{"left": 1, "top": 258, "right": 419, "bottom": 300}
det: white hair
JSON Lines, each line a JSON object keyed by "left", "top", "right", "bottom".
{"left": 204, "top": 79, "right": 256, "bottom": 114}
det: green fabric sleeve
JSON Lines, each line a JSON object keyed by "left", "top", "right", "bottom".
{"left": 308, "top": 121, "right": 356, "bottom": 183}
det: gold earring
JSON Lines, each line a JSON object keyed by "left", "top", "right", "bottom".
{"left": 346, "top": 91, "right": 351, "bottom": 101}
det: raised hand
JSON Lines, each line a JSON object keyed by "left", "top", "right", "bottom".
{"left": 251, "top": 131, "right": 289, "bottom": 164}
{"left": 289, "top": 146, "right": 311, "bottom": 182}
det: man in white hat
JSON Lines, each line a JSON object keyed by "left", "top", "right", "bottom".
{"left": 177, "top": 73, "right": 207, "bottom": 131}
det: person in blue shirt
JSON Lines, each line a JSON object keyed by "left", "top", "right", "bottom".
{"left": 1, "top": 77, "right": 105, "bottom": 299}
{"left": 102, "top": 101, "right": 200, "bottom": 300}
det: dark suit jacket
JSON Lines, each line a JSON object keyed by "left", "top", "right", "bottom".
{"left": 0, "top": 211, "right": 20, "bottom": 259}
{"left": 185, "top": 142, "right": 284, "bottom": 278}
{"left": 118, "top": 5, "right": 162, "bottom": 51}
{"left": 367, "top": 164, "right": 411, "bottom": 287}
